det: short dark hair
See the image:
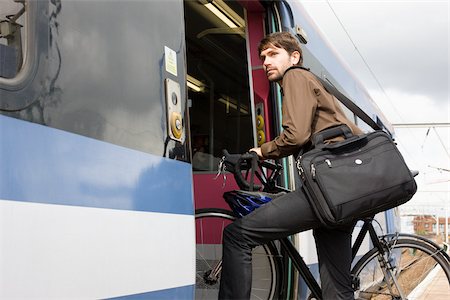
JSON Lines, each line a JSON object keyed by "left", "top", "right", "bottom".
{"left": 258, "top": 32, "right": 303, "bottom": 66}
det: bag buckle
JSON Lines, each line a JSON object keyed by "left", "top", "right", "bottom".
{"left": 296, "top": 158, "right": 305, "bottom": 180}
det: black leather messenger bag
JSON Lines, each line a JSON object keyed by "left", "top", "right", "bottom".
{"left": 293, "top": 67, "right": 417, "bottom": 227}
{"left": 297, "top": 125, "right": 417, "bottom": 227}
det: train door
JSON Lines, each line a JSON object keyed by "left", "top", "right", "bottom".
{"left": 184, "top": 1, "right": 279, "bottom": 299}
{"left": 184, "top": 0, "right": 270, "bottom": 210}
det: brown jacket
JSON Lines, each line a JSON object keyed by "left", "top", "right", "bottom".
{"left": 261, "top": 68, "right": 362, "bottom": 159}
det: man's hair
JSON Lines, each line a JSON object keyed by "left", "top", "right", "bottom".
{"left": 258, "top": 32, "right": 303, "bottom": 66}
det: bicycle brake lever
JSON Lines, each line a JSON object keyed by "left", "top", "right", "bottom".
{"left": 214, "top": 156, "right": 227, "bottom": 188}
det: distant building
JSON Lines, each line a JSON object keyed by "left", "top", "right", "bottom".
{"left": 412, "top": 215, "right": 450, "bottom": 238}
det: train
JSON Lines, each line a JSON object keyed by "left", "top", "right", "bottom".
{"left": 0, "top": 0, "right": 394, "bottom": 298}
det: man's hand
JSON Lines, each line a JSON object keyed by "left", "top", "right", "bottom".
{"left": 249, "top": 147, "right": 263, "bottom": 158}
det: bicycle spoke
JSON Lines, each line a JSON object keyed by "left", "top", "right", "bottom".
{"left": 352, "top": 238, "right": 450, "bottom": 300}
{"left": 195, "top": 209, "right": 279, "bottom": 300}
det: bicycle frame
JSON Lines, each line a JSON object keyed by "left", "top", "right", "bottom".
{"left": 279, "top": 217, "right": 383, "bottom": 300}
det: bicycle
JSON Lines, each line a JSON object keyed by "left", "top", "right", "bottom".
{"left": 195, "top": 151, "right": 450, "bottom": 300}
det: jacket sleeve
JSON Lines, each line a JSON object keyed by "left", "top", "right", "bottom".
{"left": 260, "top": 70, "right": 318, "bottom": 159}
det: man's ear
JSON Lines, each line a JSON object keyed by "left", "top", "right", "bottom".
{"left": 290, "top": 51, "right": 300, "bottom": 65}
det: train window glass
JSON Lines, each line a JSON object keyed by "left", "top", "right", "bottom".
{"left": 185, "top": 0, "right": 253, "bottom": 172}
{"left": 0, "top": 0, "right": 27, "bottom": 79}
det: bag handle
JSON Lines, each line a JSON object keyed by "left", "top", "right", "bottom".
{"left": 311, "top": 124, "right": 353, "bottom": 146}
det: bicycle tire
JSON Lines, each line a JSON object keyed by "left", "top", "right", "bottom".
{"left": 392, "top": 233, "right": 450, "bottom": 264}
{"left": 352, "top": 238, "right": 450, "bottom": 299}
{"left": 195, "top": 208, "right": 282, "bottom": 300}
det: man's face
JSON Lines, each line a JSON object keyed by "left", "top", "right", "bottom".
{"left": 260, "top": 44, "right": 298, "bottom": 82}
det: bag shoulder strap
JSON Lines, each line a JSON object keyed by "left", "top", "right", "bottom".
{"left": 285, "top": 66, "right": 382, "bottom": 131}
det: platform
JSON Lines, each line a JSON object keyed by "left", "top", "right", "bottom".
{"left": 413, "top": 266, "right": 449, "bottom": 300}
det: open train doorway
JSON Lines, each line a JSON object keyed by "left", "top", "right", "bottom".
{"left": 184, "top": 0, "right": 270, "bottom": 210}
{"left": 184, "top": 1, "right": 277, "bottom": 299}
{"left": 184, "top": 0, "right": 255, "bottom": 209}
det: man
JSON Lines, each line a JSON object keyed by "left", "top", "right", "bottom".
{"left": 218, "top": 32, "right": 362, "bottom": 300}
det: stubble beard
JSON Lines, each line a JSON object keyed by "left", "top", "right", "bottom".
{"left": 267, "top": 70, "right": 283, "bottom": 83}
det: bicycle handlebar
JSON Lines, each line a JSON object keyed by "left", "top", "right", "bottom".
{"left": 222, "top": 150, "right": 261, "bottom": 191}
{"left": 221, "top": 149, "right": 284, "bottom": 192}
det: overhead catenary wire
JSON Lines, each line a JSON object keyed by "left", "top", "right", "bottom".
{"left": 393, "top": 124, "right": 450, "bottom": 169}
{"left": 324, "top": 0, "right": 407, "bottom": 125}
{"left": 324, "top": 1, "right": 425, "bottom": 166}
{"left": 421, "top": 128, "right": 430, "bottom": 151}
{"left": 433, "top": 126, "right": 450, "bottom": 161}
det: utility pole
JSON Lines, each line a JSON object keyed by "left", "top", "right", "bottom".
{"left": 446, "top": 204, "right": 449, "bottom": 245}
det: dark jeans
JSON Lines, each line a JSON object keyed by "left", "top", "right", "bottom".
{"left": 218, "top": 187, "right": 355, "bottom": 300}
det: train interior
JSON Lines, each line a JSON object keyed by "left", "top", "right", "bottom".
{"left": 184, "top": 0, "right": 270, "bottom": 210}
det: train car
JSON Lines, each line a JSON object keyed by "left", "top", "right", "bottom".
{"left": 1, "top": 0, "right": 394, "bottom": 299}
{"left": 0, "top": 0, "right": 194, "bottom": 298}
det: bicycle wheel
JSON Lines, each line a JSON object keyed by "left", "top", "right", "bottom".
{"left": 195, "top": 208, "right": 281, "bottom": 300}
{"left": 352, "top": 238, "right": 450, "bottom": 299}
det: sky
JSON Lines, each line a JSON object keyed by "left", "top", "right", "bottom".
{"left": 300, "top": 0, "right": 449, "bottom": 216}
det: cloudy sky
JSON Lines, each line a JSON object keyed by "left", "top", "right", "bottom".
{"left": 300, "top": 0, "right": 449, "bottom": 215}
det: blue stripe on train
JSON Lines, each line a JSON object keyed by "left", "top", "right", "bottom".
{"left": 111, "top": 284, "right": 194, "bottom": 299}
{"left": 0, "top": 115, "right": 194, "bottom": 215}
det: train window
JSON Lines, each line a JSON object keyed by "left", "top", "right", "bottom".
{"left": 0, "top": 0, "right": 27, "bottom": 79}
{"left": 185, "top": 0, "right": 253, "bottom": 171}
